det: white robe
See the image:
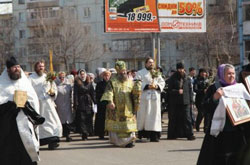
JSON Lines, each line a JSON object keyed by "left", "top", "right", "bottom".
{"left": 29, "top": 73, "right": 62, "bottom": 139}
{"left": 0, "top": 68, "right": 40, "bottom": 162}
{"left": 136, "top": 68, "right": 165, "bottom": 132}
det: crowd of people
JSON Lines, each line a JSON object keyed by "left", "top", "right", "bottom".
{"left": 3, "top": 55, "right": 250, "bottom": 164}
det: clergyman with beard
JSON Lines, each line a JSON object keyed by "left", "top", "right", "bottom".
{"left": 29, "top": 60, "right": 62, "bottom": 150}
{"left": 136, "top": 57, "right": 165, "bottom": 142}
{"left": 101, "top": 61, "right": 138, "bottom": 148}
{"left": 167, "top": 62, "right": 195, "bottom": 140}
{"left": 0, "top": 57, "right": 44, "bottom": 164}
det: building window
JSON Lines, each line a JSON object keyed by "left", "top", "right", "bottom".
{"left": 19, "top": 12, "right": 25, "bottom": 22}
{"left": 103, "top": 43, "right": 109, "bottom": 53}
{"left": 111, "top": 39, "right": 149, "bottom": 52}
{"left": 102, "top": 6, "right": 104, "bottom": 16}
{"left": 246, "top": 5, "right": 250, "bottom": 21}
{"left": 83, "top": 26, "right": 91, "bottom": 34}
{"left": 160, "top": 40, "right": 166, "bottom": 50}
{"left": 102, "top": 62, "right": 110, "bottom": 68}
{"left": 19, "top": 30, "right": 26, "bottom": 39}
{"left": 245, "top": 41, "right": 250, "bottom": 58}
{"left": 21, "top": 65, "right": 26, "bottom": 70}
{"left": 75, "top": 62, "right": 85, "bottom": 71}
{"left": 83, "top": 7, "right": 90, "bottom": 17}
{"left": 138, "top": 61, "right": 143, "bottom": 70}
{"left": 18, "top": 0, "right": 25, "bottom": 4}
{"left": 19, "top": 47, "right": 26, "bottom": 56}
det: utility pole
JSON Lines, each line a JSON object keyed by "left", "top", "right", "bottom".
{"left": 238, "top": 0, "right": 244, "bottom": 69}
{"left": 152, "top": 33, "right": 161, "bottom": 67}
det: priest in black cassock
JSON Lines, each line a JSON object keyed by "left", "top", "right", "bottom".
{"left": 0, "top": 57, "right": 44, "bottom": 165}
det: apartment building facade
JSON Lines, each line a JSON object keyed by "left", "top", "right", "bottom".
{"left": 0, "top": 2, "right": 13, "bottom": 72}
{"left": 11, "top": 0, "right": 239, "bottom": 74}
{"left": 242, "top": 1, "right": 250, "bottom": 64}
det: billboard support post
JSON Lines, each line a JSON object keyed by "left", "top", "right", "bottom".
{"left": 152, "top": 33, "right": 156, "bottom": 59}
{"left": 157, "top": 33, "right": 161, "bottom": 67}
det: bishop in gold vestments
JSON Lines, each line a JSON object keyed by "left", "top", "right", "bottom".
{"left": 101, "top": 61, "right": 141, "bottom": 148}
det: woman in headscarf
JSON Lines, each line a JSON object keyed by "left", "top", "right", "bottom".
{"left": 73, "top": 69, "right": 96, "bottom": 140}
{"left": 55, "top": 72, "right": 73, "bottom": 142}
{"left": 197, "top": 64, "right": 248, "bottom": 165}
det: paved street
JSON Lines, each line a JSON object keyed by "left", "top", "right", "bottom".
{"left": 39, "top": 116, "right": 204, "bottom": 165}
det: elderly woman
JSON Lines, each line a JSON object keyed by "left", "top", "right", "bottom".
{"left": 74, "top": 69, "right": 96, "bottom": 140}
{"left": 87, "top": 73, "right": 96, "bottom": 90}
{"left": 55, "top": 72, "right": 73, "bottom": 142}
{"left": 94, "top": 70, "right": 111, "bottom": 139}
{"left": 197, "top": 64, "right": 249, "bottom": 165}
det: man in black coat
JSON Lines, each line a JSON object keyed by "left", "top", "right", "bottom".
{"left": 194, "top": 68, "right": 209, "bottom": 132}
{"left": 167, "top": 62, "right": 195, "bottom": 140}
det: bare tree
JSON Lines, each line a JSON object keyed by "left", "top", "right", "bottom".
{"left": 0, "top": 15, "right": 15, "bottom": 72}
{"left": 177, "top": 0, "right": 238, "bottom": 69}
{"left": 27, "top": 6, "right": 102, "bottom": 72}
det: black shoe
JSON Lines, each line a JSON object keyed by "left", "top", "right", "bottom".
{"left": 125, "top": 143, "right": 135, "bottom": 148}
{"left": 82, "top": 135, "right": 88, "bottom": 141}
{"left": 196, "top": 125, "right": 200, "bottom": 132}
{"left": 187, "top": 135, "right": 196, "bottom": 141}
{"left": 99, "top": 136, "right": 105, "bottom": 140}
{"left": 150, "top": 138, "right": 160, "bottom": 142}
{"left": 48, "top": 143, "right": 59, "bottom": 150}
{"left": 66, "top": 136, "right": 72, "bottom": 142}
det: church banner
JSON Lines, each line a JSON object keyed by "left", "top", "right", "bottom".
{"left": 104, "top": 0, "right": 206, "bottom": 33}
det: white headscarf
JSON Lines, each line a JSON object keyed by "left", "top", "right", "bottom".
{"left": 96, "top": 67, "right": 107, "bottom": 76}
{"left": 88, "top": 73, "right": 95, "bottom": 79}
{"left": 78, "top": 69, "right": 87, "bottom": 81}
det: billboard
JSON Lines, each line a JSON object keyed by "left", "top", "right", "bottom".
{"left": 104, "top": 0, "right": 206, "bottom": 33}
{"left": 105, "top": 0, "right": 160, "bottom": 32}
{"left": 158, "top": 0, "right": 206, "bottom": 32}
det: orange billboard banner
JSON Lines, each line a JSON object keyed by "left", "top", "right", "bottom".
{"left": 158, "top": 0, "right": 206, "bottom": 32}
{"left": 105, "top": 0, "right": 160, "bottom": 32}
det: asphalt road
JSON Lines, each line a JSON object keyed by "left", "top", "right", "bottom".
{"left": 39, "top": 119, "right": 204, "bottom": 165}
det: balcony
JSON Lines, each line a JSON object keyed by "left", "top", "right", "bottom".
{"left": 27, "top": 36, "right": 60, "bottom": 44}
{"left": 27, "top": 17, "right": 62, "bottom": 27}
{"left": 243, "top": 21, "right": 250, "bottom": 35}
{"left": 27, "top": 0, "right": 60, "bottom": 9}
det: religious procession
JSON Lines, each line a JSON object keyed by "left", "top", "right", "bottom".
{"left": 2, "top": 0, "right": 250, "bottom": 164}
{"left": 3, "top": 54, "right": 250, "bottom": 165}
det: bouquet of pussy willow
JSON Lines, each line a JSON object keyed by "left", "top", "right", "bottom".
{"left": 46, "top": 71, "right": 57, "bottom": 96}
{"left": 149, "top": 68, "right": 162, "bottom": 90}
{"left": 46, "top": 71, "right": 57, "bottom": 82}
{"left": 150, "top": 68, "right": 162, "bottom": 79}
